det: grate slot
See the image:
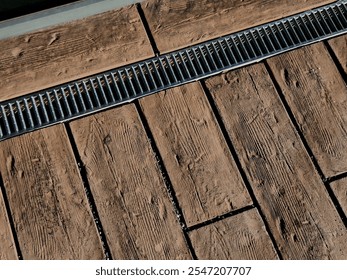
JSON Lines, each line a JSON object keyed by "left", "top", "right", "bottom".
{"left": 67, "top": 85, "right": 79, "bottom": 114}
{"left": 96, "top": 77, "right": 109, "bottom": 105}
{"left": 163, "top": 56, "right": 178, "bottom": 83}
{"left": 1, "top": 1, "right": 346, "bottom": 141}
{"left": 109, "top": 73, "right": 123, "bottom": 101}
{"left": 124, "top": 68, "right": 137, "bottom": 97}
{"left": 321, "top": 9, "right": 338, "bottom": 32}
{"left": 185, "top": 50, "right": 198, "bottom": 76}
{"left": 8, "top": 104, "right": 19, "bottom": 133}
{"left": 16, "top": 100, "right": 26, "bottom": 131}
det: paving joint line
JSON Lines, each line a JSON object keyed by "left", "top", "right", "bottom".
{"left": 264, "top": 61, "right": 347, "bottom": 228}
{"left": 134, "top": 100, "right": 198, "bottom": 260}
{"left": 64, "top": 123, "right": 113, "bottom": 260}
{"left": 324, "top": 40, "right": 347, "bottom": 83}
{"left": 186, "top": 205, "right": 255, "bottom": 232}
{"left": 136, "top": 2, "right": 160, "bottom": 55}
{"left": 200, "top": 80, "right": 283, "bottom": 260}
{"left": 326, "top": 171, "right": 347, "bottom": 183}
{"left": 0, "top": 172, "right": 23, "bottom": 260}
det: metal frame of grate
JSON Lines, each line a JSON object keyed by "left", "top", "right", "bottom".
{"left": 1, "top": 1, "right": 347, "bottom": 141}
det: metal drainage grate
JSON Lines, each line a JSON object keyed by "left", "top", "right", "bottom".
{"left": 1, "top": 1, "right": 347, "bottom": 141}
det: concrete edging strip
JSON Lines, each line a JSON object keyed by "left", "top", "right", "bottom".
{"left": 0, "top": 0, "right": 143, "bottom": 40}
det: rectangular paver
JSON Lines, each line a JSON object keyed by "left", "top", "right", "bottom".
{"left": 0, "top": 125, "right": 104, "bottom": 259}
{"left": 267, "top": 43, "right": 347, "bottom": 177}
{"left": 206, "top": 64, "right": 347, "bottom": 259}
{"left": 69, "top": 105, "right": 192, "bottom": 259}
{"left": 140, "top": 82, "right": 251, "bottom": 226}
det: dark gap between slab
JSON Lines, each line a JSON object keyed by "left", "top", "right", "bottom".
{"left": 327, "top": 171, "right": 347, "bottom": 183}
{"left": 136, "top": 2, "right": 160, "bottom": 55}
{"left": 187, "top": 205, "right": 255, "bottom": 232}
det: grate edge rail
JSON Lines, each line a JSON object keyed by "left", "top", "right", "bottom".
{"left": 1, "top": 1, "right": 347, "bottom": 141}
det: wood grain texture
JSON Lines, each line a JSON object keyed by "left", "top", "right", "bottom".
{"left": 0, "top": 186, "right": 17, "bottom": 259}
{"left": 142, "top": 0, "right": 335, "bottom": 53}
{"left": 0, "top": 5, "right": 153, "bottom": 101}
{"left": 0, "top": 125, "right": 104, "bottom": 259}
{"left": 69, "top": 105, "right": 191, "bottom": 259}
{"left": 190, "top": 209, "right": 278, "bottom": 259}
{"left": 206, "top": 64, "right": 347, "bottom": 259}
{"left": 330, "top": 178, "right": 347, "bottom": 218}
{"left": 328, "top": 34, "right": 347, "bottom": 75}
{"left": 267, "top": 43, "right": 347, "bottom": 177}
{"left": 139, "top": 83, "right": 251, "bottom": 226}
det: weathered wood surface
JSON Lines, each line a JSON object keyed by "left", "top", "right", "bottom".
{"left": 328, "top": 34, "right": 347, "bottom": 75}
{"left": 330, "top": 178, "right": 347, "bottom": 218}
{"left": 0, "top": 187, "right": 17, "bottom": 259}
{"left": 0, "top": 125, "right": 104, "bottom": 259}
{"left": 206, "top": 64, "right": 347, "bottom": 259}
{"left": 140, "top": 83, "right": 251, "bottom": 226}
{"left": 267, "top": 43, "right": 347, "bottom": 177}
{"left": 190, "top": 209, "right": 278, "bottom": 259}
{"left": 0, "top": 5, "right": 153, "bottom": 101}
{"left": 142, "top": 0, "right": 335, "bottom": 53}
{"left": 69, "top": 105, "right": 192, "bottom": 259}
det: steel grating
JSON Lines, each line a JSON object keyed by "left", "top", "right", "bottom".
{"left": 1, "top": 1, "right": 347, "bottom": 141}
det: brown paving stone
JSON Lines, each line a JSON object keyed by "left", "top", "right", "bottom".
{"left": 0, "top": 5, "right": 153, "bottom": 101}
{"left": 190, "top": 209, "right": 278, "bottom": 260}
{"left": 0, "top": 125, "right": 104, "bottom": 259}
{"left": 206, "top": 63, "right": 347, "bottom": 259}
{"left": 69, "top": 105, "right": 192, "bottom": 259}
{"left": 267, "top": 43, "right": 347, "bottom": 177}
{"left": 140, "top": 82, "right": 251, "bottom": 226}
{"left": 142, "top": 0, "right": 335, "bottom": 53}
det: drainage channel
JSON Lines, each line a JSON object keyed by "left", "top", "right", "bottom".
{"left": 0, "top": 1, "right": 346, "bottom": 142}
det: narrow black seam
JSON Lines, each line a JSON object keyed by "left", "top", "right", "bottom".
{"left": 0, "top": 172, "right": 23, "bottom": 259}
{"left": 327, "top": 171, "right": 347, "bottom": 183}
{"left": 324, "top": 41, "right": 347, "bottom": 84}
{"left": 136, "top": 3, "right": 160, "bottom": 55}
{"left": 64, "top": 123, "right": 113, "bottom": 260}
{"left": 264, "top": 61, "right": 347, "bottom": 228}
{"left": 200, "top": 80, "right": 283, "bottom": 259}
{"left": 187, "top": 205, "right": 255, "bottom": 232}
{"left": 134, "top": 100, "right": 198, "bottom": 260}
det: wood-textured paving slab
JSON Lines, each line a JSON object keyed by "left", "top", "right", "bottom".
{"left": 328, "top": 34, "right": 347, "bottom": 75}
{"left": 190, "top": 209, "right": 278, "bottom": 260}
{"left": 0, "top": 125, "right": 104, "bottom": 259}
{"left": 206, "top": 64, "right": 347, "bottom": 259}
{"left": 330, "top": 178, "right": 347, "bottom": 218}
{"left": 0, "top": 5, "right": 153, "bottom": 101}
{"left": 139, "top": 83, "right": 251, "bottom": 226}
{"left": 142, "top": 0, "right": 335, "bottom": 53}
{"left": 70, "top": 105, "right": 191, "bottom": 259}
{"left": 0, "top": 187, "right": 17, "bottom": 259}
{"left": 267, "top": 43, "right": 347, "bottom": 177}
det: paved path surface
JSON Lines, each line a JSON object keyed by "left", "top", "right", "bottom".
{"left": 0, "top": 0, "right": 346, "bottom": 259}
